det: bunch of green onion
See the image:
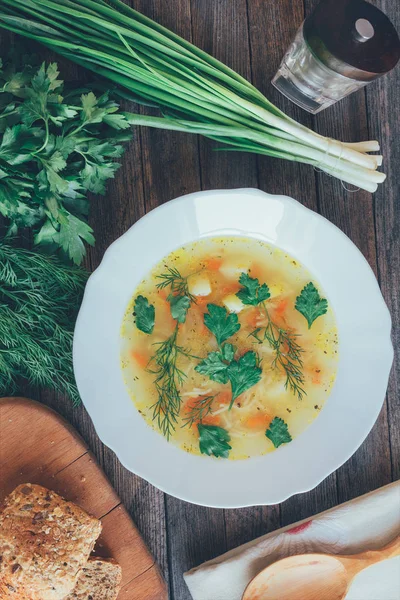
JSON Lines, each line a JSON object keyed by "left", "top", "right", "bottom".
{"left": 0, "top": 0, "right": 386, "bottom": 192}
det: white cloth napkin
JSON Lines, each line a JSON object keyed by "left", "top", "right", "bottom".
{"left": 184, "top": 482, "right": 400, "bottom": 600}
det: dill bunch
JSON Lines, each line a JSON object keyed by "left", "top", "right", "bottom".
{"left": 0, "top": 242, "right": 88, "bottom": 403}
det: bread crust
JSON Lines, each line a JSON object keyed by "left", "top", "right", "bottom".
{"left": 0, "top": 484, "right": 102, "bottom": 600}
{"left": 64, "top": 557, "right": 122, "bottom": 600}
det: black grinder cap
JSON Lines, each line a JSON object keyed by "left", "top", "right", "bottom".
{"left": 304, "top": 0, "right": 400, "bottom": 81}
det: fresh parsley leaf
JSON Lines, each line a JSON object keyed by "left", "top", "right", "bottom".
{"left": 0, "top": 125, "right": 37, "bottom": 165}
{"left": 221, "top": 342, "right": 235, "bottom": 363}
{"left": 196, "top": 345, "right": 261, "bottom": 407}
{"left": 34, "top": 219, "right": 58, "bottom": 246}
{"left": 227, "top": 351, "right": 262, "bottom": 405}
{"left": 134, "top": 295, "right": 155, "bottom": 334}
{"left": 19, "top": 63, "right": 67, "bottom": 128}
{"left": 295, "top": 282, "right": 328, "bottom": 329}
{"left": 204, "top": 304, "right": 240, "bottom": 346}
{"left": 81, "top": 92, "right": 99, "bottom": 123}
{"left": 265, "top": 417, "right": 292, "bottom": 448}
{"left": 236, "top": 272, "right": 270, "bottom": 306}
{"left": 53, "top": 212, "right": 95, "bottom": 265}
{"left": 168, "top": 294, "right": 191, "bottom": 323}
{"left": 1, "top": 66, "right": 33, "bottom": 96}
{"left": 80, "top": 160, "right": 120, "bottom": 194}
{"left": 198, "top": 424, "right": 232, "bottom": 459}
{"left": 103, "top": 113, "right": 131, "bottom": 130}
{"left": 195, "top": 342, "right": 235, "bottom": 384}
{"left": 80, "top": 92, "right": 130, "bottom": 129}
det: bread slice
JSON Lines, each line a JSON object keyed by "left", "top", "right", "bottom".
{"left": 0, "top": 483, "right": 102, "bottom": 600}
{"left": 65, "top": 557, "right": 122, "bottom": 600}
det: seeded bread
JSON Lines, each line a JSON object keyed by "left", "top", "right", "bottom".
{"left": 64, "top": 557, "right": 122, "bottom": 600}
{"left": 0, "top": 484, "right": 102, "bottom": 600}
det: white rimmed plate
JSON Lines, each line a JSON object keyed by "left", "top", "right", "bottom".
{"left": 73, "top": 189, "right": 393, "bottom": 508}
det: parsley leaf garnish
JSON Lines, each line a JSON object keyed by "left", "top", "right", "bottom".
{"left": 196, "top": 344, "right": 261, "bottom": 408}
{"left": 204, "top": 304, "right": 240, "bottom": 346}
{"left": 236, "top": 272, "right": 270, "bottom": 306}
{"left": 227, "top": 351, "right": 262, "bottom": 405}
{"left": 195, "top": 342, "right": 235, "bottom": 384}
{"left": 198, "top": 424, "right": 232, "bottom": 458}
{"left": 295, "top": 282, "right": 328, "bottom": 329}
{"left": 134, "top": 295, "right": 155, "bottom": 334}
{"left": 265, "top": 417, "right": 292, "bottom": 448}
{"left": 168, "top": 294, "right": 191, "bottom": 324}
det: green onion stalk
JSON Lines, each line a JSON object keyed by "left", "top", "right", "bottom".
{"left": 0, "top": 0, "right": 385, "bottom": 192}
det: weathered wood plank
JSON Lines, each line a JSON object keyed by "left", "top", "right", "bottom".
{"left": 366, "top": 0, "right": 400, "bottom": 484}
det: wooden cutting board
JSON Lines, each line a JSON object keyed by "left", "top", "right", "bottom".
{"left": 0, "top": 397, "right": 168, "bottom": 600}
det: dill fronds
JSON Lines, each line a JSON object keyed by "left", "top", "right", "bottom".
{"left": 155, "top": 266, "right": 196, "bottom": 303}
{"left": 0, "top": 243, "right": 88, "bottom": 404}
{"left": 182, "top": 395, "right": 215, "bottom": 429}
{"left": 148, "top": 324, "right": 194, "bottom": 439}
{"left": 250, "top": 303, "right": 306, "bottom": 400}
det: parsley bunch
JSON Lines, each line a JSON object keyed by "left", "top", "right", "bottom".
{"left": 0, "top": 56, "right": 131, "bottom": 264}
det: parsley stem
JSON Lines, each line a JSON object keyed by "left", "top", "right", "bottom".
{"left": 32, "top": 118, "right": 50, "bottom": 155}
{"left": 0, "top": 109, "right": 18, "bottom": 119}
{"left": 66, "top": 123, "right": 86, "bottom": 138}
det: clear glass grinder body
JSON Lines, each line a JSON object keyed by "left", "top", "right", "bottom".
{"left": 272, "top": 0, "right": 400, "bottom": 114}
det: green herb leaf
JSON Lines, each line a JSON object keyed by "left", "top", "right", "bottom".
{"left": 236, "top": 272, "right": 270, "bottom": 306}
{"left": 295, "top": 282, "right": 328, "bottom": 329}
{"left": 204, "top": 304, "right": 240, "bottom": 346}
{"left": 227, "top": 351, "right": 262, "bottom": 404}
{"left": 198, "top": 424, "right": 232, "bottom": 459}
{"left": 195, "top": 342, "right": 235, "bottom": 384}
{"left": 54, "top": 213, "right": 95, "bottom": 265}
{"left": 265, "top": 417, "right": 292, "bottom": 448}
{"left": 134, "top": 295, "right": 155, "bottom": 334}
{"left": 197, "top": 345, "right": 261, "bottom": 407}
{"left": 80, "top": 160, "right": 120, "bottom": 195}
{"left": 168, "top": 294, "right": 191, "bottom": 324}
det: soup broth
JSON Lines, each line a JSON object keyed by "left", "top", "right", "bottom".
{"left": 121, "top": 237, "right": 338, "bottom": 460}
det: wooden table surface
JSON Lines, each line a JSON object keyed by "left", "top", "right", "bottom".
{"left": 10, "top": 1, "right": 399, "bottom": 598}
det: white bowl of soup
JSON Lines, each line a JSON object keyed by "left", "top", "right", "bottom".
{"left": 73, "top": 189, "right": 393, "bottom": 507}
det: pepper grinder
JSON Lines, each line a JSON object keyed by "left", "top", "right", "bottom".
{"left": 272, "top": 0, "right": 400, "bottom": 114}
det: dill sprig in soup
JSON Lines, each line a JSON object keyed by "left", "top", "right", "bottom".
{"left": 120, "top": 237, "right": 338, "bottom": 460}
